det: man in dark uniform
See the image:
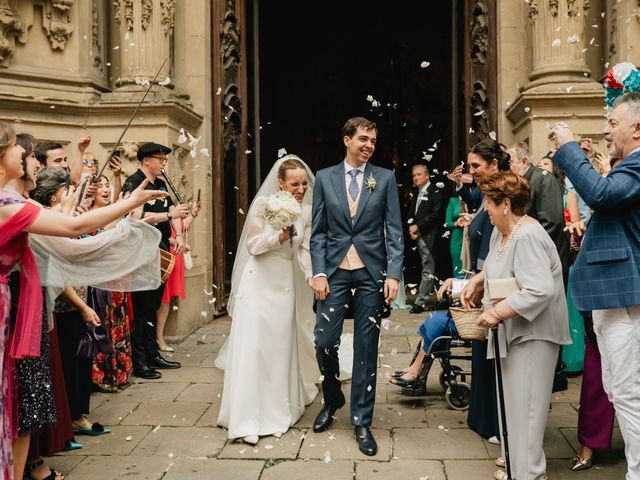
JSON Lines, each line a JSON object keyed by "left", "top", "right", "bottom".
{"left": 123, "top": 142, "right": 189, "bottom": 379}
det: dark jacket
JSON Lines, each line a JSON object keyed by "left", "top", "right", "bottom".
{"left": 523, "top": 165, "right": 570, "bottom": 284}
{"left": 409, "top": 183, "right": 444, "bottom": 238}
{"left": 553, "top": 141, "right": 640, "bottom": 311}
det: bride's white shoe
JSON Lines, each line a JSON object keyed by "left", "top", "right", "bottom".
{"left": 243, "top": 435, "right": 259, "bottom": 445}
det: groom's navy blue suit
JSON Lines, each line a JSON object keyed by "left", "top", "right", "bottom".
{"left": 311, "top": 161, "right": 404, "bottom": 426}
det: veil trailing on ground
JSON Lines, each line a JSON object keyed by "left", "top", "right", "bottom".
{"left": 215, "top": 155, "right": 352, "bottom": 400}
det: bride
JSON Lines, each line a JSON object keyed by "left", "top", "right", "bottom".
{"left": 217, "top": 155, "right": 339, "bottom": 445}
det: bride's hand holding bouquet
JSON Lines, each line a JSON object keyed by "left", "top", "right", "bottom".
{"left": 260, "top": 190, "right": 301, "bottom": 246}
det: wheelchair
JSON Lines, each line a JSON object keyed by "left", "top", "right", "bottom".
{"left": 394, "top": 311, "right": 473, "bottom": 411}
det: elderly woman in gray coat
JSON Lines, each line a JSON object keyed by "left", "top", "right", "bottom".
{"left": 461, "top": 171, "right": 571, "bottom": 480}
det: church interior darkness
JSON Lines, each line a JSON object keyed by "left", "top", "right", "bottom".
{"left": 249, "top": 0, "right": 464, "bottom": 285}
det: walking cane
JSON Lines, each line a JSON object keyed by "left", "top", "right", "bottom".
{"left": 493, "top": 324, "right": 514, "bottom": 480}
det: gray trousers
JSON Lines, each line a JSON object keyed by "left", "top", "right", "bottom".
{"left": 415, "top": 235, "right": 435, "bottom": 306}
{"left": 498, "top": 340, "right": 559, "bottom": 480}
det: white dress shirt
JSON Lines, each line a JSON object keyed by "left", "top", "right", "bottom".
{"left": 415, "top": 181, "right": 431, "bottom": 213}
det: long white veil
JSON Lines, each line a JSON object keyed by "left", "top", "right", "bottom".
{"left": 215, "top": 155, "right": 352, "bottom": 401}
{"left": 226, "top": 154, "right": 314, "bottom": 318}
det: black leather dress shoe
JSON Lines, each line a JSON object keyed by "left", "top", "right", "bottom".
{"left": 354, "top": 426, "right": 377, "bottom": 456}
{"left": 409, "top": 304, "right": 425, "bottom": 314}
{"left": 313, "top": 405, "right": 337, "bottom": 433}
{"left": 148, "top": 356, "right": 181, "bottom": 370}
{"left": 133, "top": 365, "right": 162, "bottom": 379}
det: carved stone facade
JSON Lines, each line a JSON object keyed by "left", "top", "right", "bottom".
{"left": 0, "top": 1, "right": 212, "bottom": 338}
{"left": 0, "top": 0, "right": 635, "bottom": 336}
{"left": 0, "top": 0, "right": 27, "bottom": 62}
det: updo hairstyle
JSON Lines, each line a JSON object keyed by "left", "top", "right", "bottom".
{"left": 470, "top": 138, "right": 511, "bottom": 172}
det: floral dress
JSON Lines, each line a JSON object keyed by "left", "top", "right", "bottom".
{"left": 92, "top": 291, "right": 133, "bottom": 390}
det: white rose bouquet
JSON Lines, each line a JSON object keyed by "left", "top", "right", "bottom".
{"left": 261, "top": 191, "right": 301, "bottom": 246}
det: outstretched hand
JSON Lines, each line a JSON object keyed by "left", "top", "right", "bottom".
{"left": 130, "top": 179, "right": 169, "bottom": 205}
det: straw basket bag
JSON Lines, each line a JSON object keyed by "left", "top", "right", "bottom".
{"left": 449, "top": 307, "right": 487, "bottom": 340}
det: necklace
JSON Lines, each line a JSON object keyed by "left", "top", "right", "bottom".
{"left": 496, "top": 215, "right": 528, "bottom": 261}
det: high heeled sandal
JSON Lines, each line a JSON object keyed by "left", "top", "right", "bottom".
{"left": 571, "top": 455, "right": 592, "bottom": 471}
{"left": 25, "top": 459, "right": 64, "bottom": 480}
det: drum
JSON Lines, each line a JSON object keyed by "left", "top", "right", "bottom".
{"left": 159, "top": 249, "right": 176, "bottom": 283}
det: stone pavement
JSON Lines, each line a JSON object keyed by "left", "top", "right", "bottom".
{"left": 48, "top": 310, "right": 627, "bottom": 479}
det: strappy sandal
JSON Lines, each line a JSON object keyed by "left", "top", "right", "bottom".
{"left": 571, "top": 454, "right": 592, "bottom": 471}
{"left": 25, "top": 459, "right": 64, "bottom": 480}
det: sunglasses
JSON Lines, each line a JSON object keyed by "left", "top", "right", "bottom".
{"left": 82, "top": 159, "right": 98, "bottom": 166}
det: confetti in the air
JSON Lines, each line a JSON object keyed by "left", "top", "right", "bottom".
{"left": 420, "top": 61, "right": 430, "bottom": 68}
{"left": 277, "top": 148, "right": 288, "bottom": 158}
{"left": 552, "top": 39, "right": 561, "bottom": 47}
{"left": 158, "top": 76, "right": 171, "bottom": 86}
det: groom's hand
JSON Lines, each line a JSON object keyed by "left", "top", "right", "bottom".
{"left": 384, "top": 278, "right": 399, "bottom": 304}
{"left": 313, "top": 276, "right": 330, "bottom": 301}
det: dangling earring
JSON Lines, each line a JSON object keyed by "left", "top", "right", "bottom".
{"left": 0, "top": 165, "right": 5, "bottom": 177}
{"left": 51, "top": 196, "right": 57, "bottom": 203}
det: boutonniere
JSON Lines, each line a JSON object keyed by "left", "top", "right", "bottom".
{"left": 365, "top": 173, "right": 376, "bottom": 192}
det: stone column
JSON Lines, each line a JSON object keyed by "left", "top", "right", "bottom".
{"left": 528, "top": 0, "right": 591, "bottom": 87}
{"left": 111, "top": 0, "right": 175, "bottom": 87}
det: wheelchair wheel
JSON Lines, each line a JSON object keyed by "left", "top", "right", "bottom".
{"left": 445, "top": 382, "right": 471, "bottom": 411}
{"left": 439, "top": 365, "right": 465, "bottom": 390}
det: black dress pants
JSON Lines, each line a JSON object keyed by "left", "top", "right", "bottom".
{"left": 131, "top": 284, "right": 165, "bottom": 368}
{"left": 56, "top": 310, "right": 92, "bottom": 421}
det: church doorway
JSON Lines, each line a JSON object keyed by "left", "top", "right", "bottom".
{"left": 248, "top": 0, "right": 464, "bottom": 285}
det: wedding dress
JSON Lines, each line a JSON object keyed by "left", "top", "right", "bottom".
{"left": 217, "top": 156, "right": 323, "bottom": 440}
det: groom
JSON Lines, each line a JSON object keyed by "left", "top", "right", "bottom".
{"left": 310, "top": 117, "right": 404, "bottom": 456}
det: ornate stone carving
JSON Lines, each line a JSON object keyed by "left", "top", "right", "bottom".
{"left": 549, "top": 0, "right": 559, "bottom": 16}
{"left": 470, "top": 2, "right": 488, "bottom": 65}
{"left": 222, "top": 85, "right": 241, "bottom": 154}
{"left": 91, "top": 0, "right": 103, "bottom": 70}
{"left": 221, "top": 0, "right": 240, "bottom": 70}
{"left": 43, "top": 0, "right": 75, "bottom": 50}
{"left": 567, "top": 0, "right": 578, "bottom": 16}
{"left": 160, "top": 0, "right": 176, "bottom": 35}
{"left": 141, "top": 0, "right": 153, "bottom": 30}
{"left": 528, "top": 0, "right": 539, "bottom": 22}
{"left": 0, "top": 0, "right": 27, "bottom": 61}
{"left": 608, "top": 3, "right": 617, "bottom": 59}
{"left": 470, "top": 80, "right": 490, "bottom": 142}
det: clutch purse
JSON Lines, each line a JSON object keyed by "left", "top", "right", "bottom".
{"left": 487, "top": 277, "right": 519, "bottom": 302}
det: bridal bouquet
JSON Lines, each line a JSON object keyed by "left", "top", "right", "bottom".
{"left": 261, "top": 191, "right": 301, "bottom": 232}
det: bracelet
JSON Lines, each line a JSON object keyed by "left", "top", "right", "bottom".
{"left": 175, "top": 234, "right": 183, "bottom": 237}
{"left": 140, "top": 211, "right": 146, "bottom": 220}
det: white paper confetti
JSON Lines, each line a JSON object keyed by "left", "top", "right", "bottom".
{"left": 158, "top": 76, "right": 171, "bottom": 86}
{"left": 552, "top": 38, "right": 561, "bottom": 47}
{"left": 420, "top": 61, "right": 430, "bottom": 68}
{"left": 277, "top": 148, "right": 287, "bottom": 158}
{"left": 125, "top": 435, "right": 133, "bottom": 441}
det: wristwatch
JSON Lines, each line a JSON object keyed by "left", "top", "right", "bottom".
{"left": 167, "top": 212, "right": 173, "bottom": 220}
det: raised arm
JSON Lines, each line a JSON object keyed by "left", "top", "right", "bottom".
{"left": 1, "top": 180, "right": 167, "bottom": 237}
{"left": 554, "top": 141, "right": 640, "bottom": 209}
{"left": 245, "top": 199, "right": 284, "bottom": 256}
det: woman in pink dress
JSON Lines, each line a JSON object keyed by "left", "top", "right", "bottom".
{"left": 0, "top": 121, "right": 168, "bottom": 479}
